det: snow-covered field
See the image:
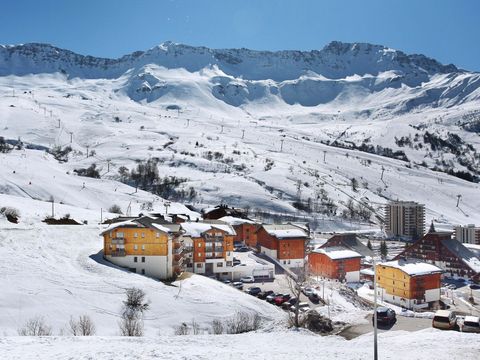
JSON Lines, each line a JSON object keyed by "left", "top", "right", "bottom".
{"left": 0, "top": 328, "right": 478, "bottom": 360}
{"left": 0, "top": 218, "right": 282, "bottom": 336}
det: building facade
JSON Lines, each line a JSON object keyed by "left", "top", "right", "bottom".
{"left": 309, "top": 247, "right": 362, "bottom": 282}
{"left": 376, "top": 259, "right": 443, "bottom": 309}
{"left": 101, "top": 217, "right": 184, "bottom": 280}
{"left": 385, "top": 201, "right": 425, "bottom": 241}
{"left": 218, "top": 216, "right": 259, "bottom": 247}
{"left": 256, "top": 224, "right": 308, "bottom": 268}
{"left": 180, "top": 222, "right": 235, "bottom": 276}
{"left": 454, "top": 224, "right": 480, "bottom": 245}
{"left": 395, "top": 232, "right": 480, "bottom": 282}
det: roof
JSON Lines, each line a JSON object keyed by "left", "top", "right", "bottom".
{"left": 218, "top": 216, "right": 256, "bottom": 226}
{"left": 442, "top": 238, "right": 480, "bottom": 273}
{"left": 180, "top": 222, "right": 236, "bottom": 237}
{"left": 379, "top": 259, "right": 443, "bottom": 276}
{"left": 312, "top": 246, "right": 362, "bottom": 260}
{"left": 262, "top": 224, "right": 308, "bottom": 239}
{"left": 321, "top": 233, "right": 373, "bottom": 257}
{"left": 464, "top": 316, "right": 479, "bottom": 323}
{"left": 434, "top": 310, "right": 453, "bottom": 317}
{"left": 100, "top": 215, "right": 178, "bottom": 235}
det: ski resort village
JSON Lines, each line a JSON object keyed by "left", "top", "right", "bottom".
{"left": 1, "top": 9, "right": 480, "bottom": 358}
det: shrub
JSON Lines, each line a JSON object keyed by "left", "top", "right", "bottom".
{"left": 74, "top": 164, "right": 100, "bottom": 178}
{"left": 18, "top": 317, "right": 52, "bottom": 336}
{"left": 108, "top": 205, "right": 123, "bottom": 214}
{"left": 69, "top": 315, "right": 96, "bottom": 336}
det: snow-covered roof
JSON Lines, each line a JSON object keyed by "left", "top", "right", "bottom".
{"left": 360, "top": 268, "right": 375, "bottom": 276}
{"left": 100, "top": 220, "right": 139, "bottom": 235}
{"left": 180, "top": 222, "right": 236, "bottom": 237}
{"left": 262, "top": 224, "right": 307, "bottom": 239}
{"left": 218, "top": 216, "right": 256, "bottom": 226}
{"left": 442, "top": 238, "right": 480, "bottom": 273}
{"left": 379, "top": 259, "right": 443, "bottom": 276}
{"left": 313, "top": 246, "right": 362, "bottom": 260}
{"left": 151, "top": 223, "right": 173, "bottom": 233}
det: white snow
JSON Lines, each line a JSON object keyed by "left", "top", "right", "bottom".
{"left": 378, "top": 259, "right": 443, "bottom": 276}
{"left": 180, "top": 222, "right": 236, "bottom": 237}
{"left": 0, "top": 328, "right": 478, "bottom": 360}
{"left": 263, "top": 224, "right": 308, "bottom": 238}
{"left": 312, "top": 246, "right": 362, "bottom": 260}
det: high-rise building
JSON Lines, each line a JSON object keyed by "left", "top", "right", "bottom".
{"left": 385, "top": 201, "right": 425, "bottom": 241}
{"left": 454, "top": 224, "right": 480, "bottom": 245}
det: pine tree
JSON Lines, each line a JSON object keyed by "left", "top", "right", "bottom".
{"left": 367, "top": 239, "right": 373, "bottom": 250}
{"left": 380, "top": 241, "right": 388, "bottom": 259}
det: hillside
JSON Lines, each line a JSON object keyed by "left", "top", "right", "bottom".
{"left": 0, "top": 41, "right": 480, "bottom": 229}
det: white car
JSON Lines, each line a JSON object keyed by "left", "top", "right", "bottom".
{"left": 462, "top": 316, "right": 480, "bottom": 333}
{"left": 240, "top": 276, "right": 255, "bottom": 283}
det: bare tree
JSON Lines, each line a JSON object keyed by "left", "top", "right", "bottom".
{"left": 118, "top": 287, "right": 149, "bottom": 336}
{"left": 18, "top": 317, "right": 52, "bottom": 336}
{"left": 191, "top": 319, "right": 200, "bottom": 335}
{"left": 174, "top": 322, "right": 190, "bottom": 335}
{"left": 285, "top": 263, "right": 310, "bottom": 328}
{"left": 69, "top": 315, "right": 96, "bottom": 336}
{"left": 211, "top": 319, "right": 224, "bottom": 334}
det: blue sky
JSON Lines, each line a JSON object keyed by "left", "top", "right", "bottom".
{"left": 1, "top": 0, "right": 479, "bottom": 71}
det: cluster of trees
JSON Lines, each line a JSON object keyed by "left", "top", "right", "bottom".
{"left": 118, "top": 159, "right": 197, "bottom": 202}
{"left": 74, "top": 164, "right": 100, "bottom": 178}
{"left": 48, "top": 145, "right": 72, "bottom": 162}
{"left": 174, "top": 312, "right": 261, "bottom": 335}
{"left": 342, "top": 199, "right": 372, "bottom": 222}
{"left": 0, "top": 136, "right": 12, "bottom": 153}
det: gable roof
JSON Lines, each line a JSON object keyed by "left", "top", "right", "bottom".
{"left": 313, "top": 246, "right": 362, "bottom": 260}
{"left": 442, "top": 238, "right": 480, "bottom": 273}
{"left": 321, "top": 233, "right": 373, "bottom": 258}
{"left": 218, "top": 216, "right": 256, "bottom": 226}
{"left": 379, "top": 259, "right": 443, "bottom": 276}
{"left": 180, "top": 222, "right": 236, "bottom": 237}
{"left": 100, "top": 215, "right": 178, "bottom": 235}
{"left": 262, "top": 224, "right": 308, "bottom": 239}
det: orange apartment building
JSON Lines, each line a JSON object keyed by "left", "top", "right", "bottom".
{"left": 376, "top": 259, "right": 443, "bottom": 309}
{"left": 256, "top": 224, "right": 308, "bottom": 268}
{"left": 180, "top": 222, "right": 235, "bottom": 276}
{"left": 218, "top": 216, "right": 259, "bottom": 247}
{"left": 309, "top": 247, "right": 362, "bottom": 282}
{"left": 101, "top": 216, "right": 184, "bottom": 280}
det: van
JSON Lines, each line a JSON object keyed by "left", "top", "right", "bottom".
{"left": 432, "top": 310, "right": 457, "bottom": 330}
{"left": 461, "top": 316, "right": 480, "bottom": 333}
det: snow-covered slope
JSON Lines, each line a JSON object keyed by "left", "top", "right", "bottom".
{"left": 1, "top": 41, "right": 480, "bottom": 229}
{"left": 0, "top": 219, "right": 282, "bottom": 336}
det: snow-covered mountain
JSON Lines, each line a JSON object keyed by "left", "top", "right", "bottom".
{"left": 1, "top": 41, "right": 480, "bottom": 228}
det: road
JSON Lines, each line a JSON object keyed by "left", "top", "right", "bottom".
{"left": 339, "top": 315, "right": 432, "bottom": 340}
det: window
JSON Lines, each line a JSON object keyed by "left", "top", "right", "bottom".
{"left": 198, "top": 243, "right": 202, "bottom": 248}
{"left": 142, "top": 244, "right": 145, "bottom": 251}
{"left": 217, "top": 263, "right": 223, "bottom": 267}
{"left": 198, "top": 252, "right": 202, "bottom": 257}
{"left": 134, "top": 232, "right": 138, "bottom": 238}
{"left": 141, "top": 257, "right": 145, "bottom": 263}
{"left": 134, "top": 244, "right": 138, "bottom": 250}
{"left": 134, "top": 257, "right": 138, "bottom": 263}
{"left": 109, "top": 244, "right": 112, "bottom": 249}
{"left": 141, "top": 233, "right": 145, "bottom": 238}
{"left": 117, "top": 232, "right": 124, "bottom": 238}
{"left": 156, "top": 232, "right": 160, "bottom": 238}
{"left": 196, "top": 263, "right": 203, "bottom": 268}
{"left": 141, "top": 269, "right": 145, "bottom": 275}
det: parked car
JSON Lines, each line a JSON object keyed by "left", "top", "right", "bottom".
{"left": 257, "top": 290, "right": 274, "bottom": 300}
{"left": 246, "top": 287, "right": 262, "bottom": 296}
{"left": 432, "top": 310, "right": 457, "bottom": 330}
{"left": 222, "top": 279, "right": 231, "bottom": 285}
{"left": 302, "top": 287, "right": 314, "bottom": 297}
{"left": 232, "top": 259, "right": 241, "bottom": 266}
{"left": 308, "top": 293, "right": 320, "bottom": 304}
{"left": 290, "top": 302, "right": 310, "bottom": 313}
{"left": 232, "top": 282, "right": 244, "bottom": 290}
{"left": 266, "top": 292, "right": 278, "bottom": 303}
{"left": 240, "top": 276, "right": 255, "bottom": 283}
{"left": 281, "top": 297, "right": 298, "bottom": 310}
{"left": 274, "top": 294, "right": 291, "bottom": 306}
{"left": 372, "top": 307, "right": 396, "bottom": 326}
{"left": 469, "top": 284, "right": 480, "bottom": 290}
{"left": 461, "top": 316, "right": 480, "bottom": 333}
{"left": 236, "top": 246, "right": 249, "bottom": 252}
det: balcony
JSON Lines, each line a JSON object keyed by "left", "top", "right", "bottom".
{"left": 110, "top": 249, "right": 126, "bottom": 257}
{"left": 205, "top": 252, "right": 224, "bottom": 259}
{"left": 173, "top": 256, "right": 184, "bottom": 266}
{"left": 111, "top": 238, "right": 125, "bottom": 245}
{"left": 174, "top": 252, "right": 184, "bottom": 262}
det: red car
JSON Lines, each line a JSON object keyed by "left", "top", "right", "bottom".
{"left": 274, "top": 294, "right": 291, "bottom": 306}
